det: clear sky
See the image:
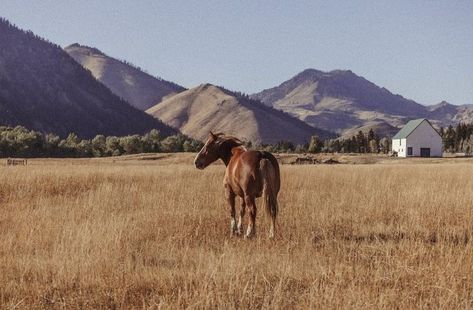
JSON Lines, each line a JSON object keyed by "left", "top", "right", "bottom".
{"left": 2, "top": 1, "right": 472, "bottom": 105}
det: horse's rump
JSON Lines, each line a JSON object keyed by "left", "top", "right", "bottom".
{"left": 260, "top": 151, "right": 280, "bottom": 190}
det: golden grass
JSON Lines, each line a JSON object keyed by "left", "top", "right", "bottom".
{"left": 1, "top": 159, "right": 473, "bottom": 308}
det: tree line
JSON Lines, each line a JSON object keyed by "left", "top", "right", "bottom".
{"left": 0, "top": 125, "right": 393, "bottom": 158}
{"left": 259, "top": 128, "right": 391, "bottom": 154}
{"left": 5, "top": 123, "right": 473, "bottom": 158}
{"left": 0, "top": 126, "right": 203, "bottom": 158}
{"left": 265, "top": 123, "right": 473, "bottom": 155}
{"left": 440, "top": 123, "right": 473, "bottom": 154}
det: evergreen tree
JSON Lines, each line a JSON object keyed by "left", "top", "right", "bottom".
{"left": 356, "top": 131, "right": 366, "bottom": 153}
{"left": 367, "top": 128, "right": 375, "bottom": 142}
{"left": 443, "top": 125, "right": 455, "bottom": 153}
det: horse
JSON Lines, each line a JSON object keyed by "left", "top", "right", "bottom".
{"left": 194, "top": 132, "right": 280, "bottom": 238}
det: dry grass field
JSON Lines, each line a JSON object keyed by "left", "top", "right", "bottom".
{"left": 1, "top": 155, "right": 473, "bottom": 308}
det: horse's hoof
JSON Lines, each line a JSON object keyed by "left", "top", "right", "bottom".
{"left": 244, "top": 233, "right": 255, "bottom": 239}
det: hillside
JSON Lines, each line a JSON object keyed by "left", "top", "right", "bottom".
{"left": 146, "top": 84, "right": 332, "bottom": 144}
{"left": 65, "top": 43, "right": 185, "bottom": 111}
{"left": 251, "top": 69, "right": 429, "bottom": 136}
{"left": 426, "top": 101, "right": 473, "bottom": 127}
{"left": 338, "top": 121, "right": 399, "bottom": 140}
{"left": 0, "top": 18, "right": 176, "bottom": 138}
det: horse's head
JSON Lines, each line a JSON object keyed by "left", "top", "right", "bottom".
{"left": 194, "top": 132, "right": 223, "bottom": 169}
{"left": 194, "top": 132, "right": 243, "bottom": 169}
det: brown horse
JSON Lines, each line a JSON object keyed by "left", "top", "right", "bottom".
{"left": 194, "top": 132, "right": 280, "bottom": 238}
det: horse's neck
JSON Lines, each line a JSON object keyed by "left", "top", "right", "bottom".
{"left": 220, "top": 146, "right": 246, "bottom": 166}
{"left": 221, "top": 155, "right": 231, "bottom": 166}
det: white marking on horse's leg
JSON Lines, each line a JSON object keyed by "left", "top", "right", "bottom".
{"left": 269, "top": 219, "right": 275, "bottom": 239}
{"left": 245, "top": 225, "right": 252, "bottom": 238}
{"left": 230, "top": 218, "right": 237, "bottom": 235}
{"left": 244, "top": 195, "right": 256, "bottom": 239}
{"left": 237, "top": 216, "right": 243, "bottom": 235}
{"left": 245, "top": 223, "right": 255, "bottom": 239}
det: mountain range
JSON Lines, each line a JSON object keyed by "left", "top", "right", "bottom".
{"left": 0, "top": 18, "right": 176, "bottom": 138}
{"left": 251, "top": 69, "right": 473, "bottom": 137}
{"left": 67, "top": 44, "right": 471, "bottom": 142}
{"left": 1, "top": 16, "right": 472, "bottom": 144}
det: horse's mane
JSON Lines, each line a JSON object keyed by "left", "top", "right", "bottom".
{"left": 214, "top": 133, "right": 244, "bottom": 147}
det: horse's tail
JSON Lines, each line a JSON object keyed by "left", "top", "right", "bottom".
{"left": 259, "top": 155, "right": 279, "bottom": 237}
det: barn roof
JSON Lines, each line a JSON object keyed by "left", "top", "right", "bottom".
{"left": 392, "top": 118, "right": 428, "bottom": 139}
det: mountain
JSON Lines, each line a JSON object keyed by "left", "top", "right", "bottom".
{"left": 426, "top": 101, "right": 473, "bottom": 127}
{"left": 146, "top": 84, "right": 333, "bottom": 144}
{"left": 251, "top": 69, "right": 428, "bottom": 136}
{"left": 65, "top": 43, "right": 185, "bottom": 111}
{"left": 0, "top": 18, "right": 176, "bottom": 138}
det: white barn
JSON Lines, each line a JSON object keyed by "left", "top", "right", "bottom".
{"left": 391, "top": 119, "right": 442, "bottom": 157}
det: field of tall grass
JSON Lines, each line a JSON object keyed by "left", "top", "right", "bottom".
{"left": 1, "top": 157, "right": 473, "bottom": 308}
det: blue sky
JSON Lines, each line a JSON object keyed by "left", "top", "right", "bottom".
{"left": 2, "top": 1, "right": 472, "bottom": 105}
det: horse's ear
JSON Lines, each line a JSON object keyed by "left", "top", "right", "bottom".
{"left": 209, "top": 131, "right": 217, "bottom": 139}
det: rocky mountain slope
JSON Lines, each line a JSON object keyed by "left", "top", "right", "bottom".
{"left": 146, "top": 84, "right": 332, "bottom": 144}
{"left": 0, "top": 18, "right": 176, "bottom": 138}
{"left": 251, "top": 69, "right": 469, "bottom": 136}
{"left": 65, "top": 43, "right": 185, "bottom": 111}
{"left": 426, "top": 101, "right": 473, "bottom": 126}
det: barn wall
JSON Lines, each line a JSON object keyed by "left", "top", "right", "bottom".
{"left": 392, "top": 138, "right": 407, "bottom": 156}
{"left": 405, "top": 121, "right": 442, "bottom": 157}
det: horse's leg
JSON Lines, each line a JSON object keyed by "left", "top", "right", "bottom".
{"left": 237, "top": 199, "right": 246, "bottom": 235}
{"left": 244, "top": 195, "right": 256, "bottom": 238}
{"left": 225, "top": 186, "right": 237, "bottom": 236}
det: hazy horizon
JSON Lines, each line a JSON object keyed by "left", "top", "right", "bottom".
{"left": 2, "top": 0, "right": 472, "bottom": 105}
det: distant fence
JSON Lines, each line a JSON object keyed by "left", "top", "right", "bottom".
{"left": 292, "top": 157, "right": 319, "bottom": 165}
{"left": 6, "top": 158, "right": 27, "bottom": 166}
